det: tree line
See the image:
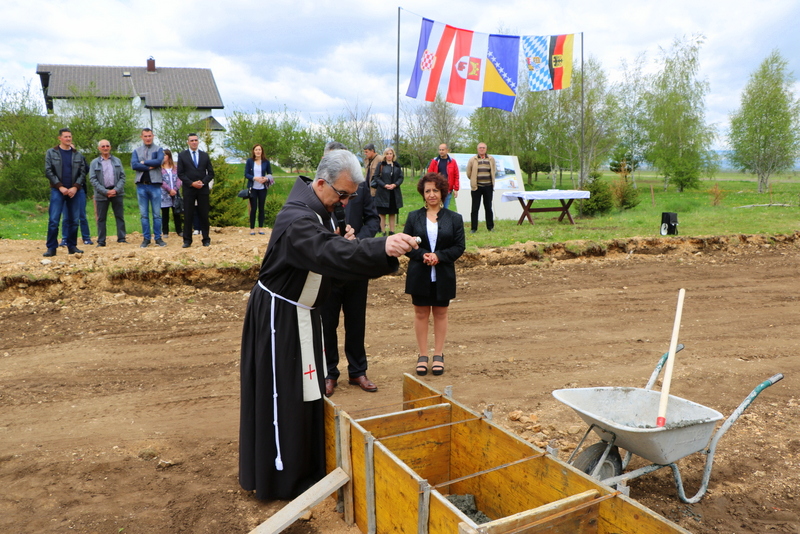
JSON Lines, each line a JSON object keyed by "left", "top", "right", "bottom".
{"left": 1, "top": 36, "right": 798, "bottom": 204}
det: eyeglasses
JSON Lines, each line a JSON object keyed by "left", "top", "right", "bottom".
{"left": 326, "top": 181, "right": 358, "bottom": 200}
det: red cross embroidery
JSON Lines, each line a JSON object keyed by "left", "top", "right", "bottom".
{"left": 304, "top": 365, "right": 316, "bottom": 380}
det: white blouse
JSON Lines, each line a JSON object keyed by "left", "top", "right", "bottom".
{"left": 426, "top": 217, "right": 438, "bottom": 282}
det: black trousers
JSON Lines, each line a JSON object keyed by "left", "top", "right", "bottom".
{"left": 95, "top": 196, "right": 126, "bottom": 244}
{"left": 161, "top": 206, "right": 183, "bottom": 235}
{"left": 249, "top": 188, "right": 267, "bottom": 228}
{"left": 320, "top": 279, "right": 370, "bottom": 380}
{"left": 471, "top": 185, "right": 494, "bottom": 231}
{"left": 182, "top": 188, "right": 210, "bottom": 243}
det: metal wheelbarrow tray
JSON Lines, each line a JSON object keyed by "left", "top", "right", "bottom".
{"left": 552, "top": 387, "right": 723, "bottom": 465}
{"left": 552, "top": 345, "right": 783, "bottom": 503}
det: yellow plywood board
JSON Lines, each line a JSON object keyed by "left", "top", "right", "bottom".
{"left": 476, "top": 490, "right": 599, "bottom": 534}
{"left": 596, "top": 495, "right": 693, "bottom": 534}
{"left": 373, "top": 443, "right": 425, "bottom": 534}
{"left": 381, "top": 425, "right": 451, "bottom": 485}
{"left": 429, "top": 491, "right": 476, "bottom": 534}
{"left": 358, "top": 403, "right": 452, "bottom": 437}
{"left": 324, "top": 399, "right": 337, "bottom": 473}
{"left": 348, "top": 420, "right": 369, "bottom": 532}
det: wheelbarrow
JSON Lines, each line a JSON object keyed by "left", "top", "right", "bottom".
{"left": 553, "top": 344, "right": 784, "bottom": 503}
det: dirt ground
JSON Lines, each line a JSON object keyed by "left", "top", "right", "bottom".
{"left": 1, "top": 227, "right": 799, "bottom": 534}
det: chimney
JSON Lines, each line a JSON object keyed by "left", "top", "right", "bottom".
{"left": 146, "top": 57, "right": 156, "bottom": 72}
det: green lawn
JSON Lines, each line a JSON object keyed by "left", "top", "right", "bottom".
{"left": 3, "top": 169, "right": 798, "bottom": 249}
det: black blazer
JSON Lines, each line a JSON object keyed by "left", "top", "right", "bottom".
{"left": 403, "top": 208, "right": 465, "bottom": 301}
{"left": 346, "top": 181, "right": 381, "bottom": 238}
{"left": 177, "top": 149, "right": 215, "bottom": 191}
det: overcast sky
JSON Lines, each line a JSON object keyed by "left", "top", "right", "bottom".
{"left": 2, "top": 0, "right": 798, "bottom": 147}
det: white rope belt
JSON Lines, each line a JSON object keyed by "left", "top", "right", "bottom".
{"left": 257, "top": 280, "right": 315, "bottom": 471}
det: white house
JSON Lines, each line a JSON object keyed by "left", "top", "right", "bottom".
{"left": 36, "top": 57, "right": 226, "bottom": 155}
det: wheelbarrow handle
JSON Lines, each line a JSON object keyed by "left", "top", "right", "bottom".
{"left": 764, "top": 373, "right": 784, "bottom": 387}
{"left": 644, "top": 344, "right": 685, "bottom": 391}
{"left": 672, "top": 372, "right": 784, "bottom": 504}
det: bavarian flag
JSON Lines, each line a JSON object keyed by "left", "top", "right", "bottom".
{"left": 481, "top": 34, "right": 520, "bottom": 112}
{"left": 522, "top": 33, "right": 574, "bottom": 91}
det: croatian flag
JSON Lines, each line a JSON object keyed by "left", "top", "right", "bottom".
{"left": 406, "top": 18, "right": 457, "bottom": 102}
{"left": 446, "top": 28, "right": 489, "bottom": 107}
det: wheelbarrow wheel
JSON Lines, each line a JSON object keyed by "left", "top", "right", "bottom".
{"left": 573, "top": 442, "right": 623, "bottom": 480}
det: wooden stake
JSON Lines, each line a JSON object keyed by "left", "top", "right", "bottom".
{"left": 657, "top": 288, "right": 686, "bottom": 427}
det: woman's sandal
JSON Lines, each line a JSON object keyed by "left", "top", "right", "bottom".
{"left": 431, "top": 354, "right": 444, "bottom": 376}
{"left": 416, "top": 355, "right": 429, "bottom": 376}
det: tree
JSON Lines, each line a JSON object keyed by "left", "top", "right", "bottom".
{"left": 728, "top": 49, "right": 800, "bottom": 193}
{"left": 616, "top": 53, "right": 649, "bottom": 187}
{"left": 61, "top": 84, "right": 139, "bottom": 153}
{"left": 227, "top": 107, "right": 306, "bottom": 167}
{"left": 0, "top": 83, "right": 58, "bottom": 202}
{"left": 427, "top": 95, "right": 465, "bottom": 150}
{"left": 157, "top": 96, "right": 204, "bottom": 153}
{"left": 399, "top": 100, "right": 435, "bottom": 175}
{"left": 208, "top": 155, "right": 246, "bottom": 227}
{"left": 573, "top": 57, "right": 620, "bottom": 188}
{"left": 642, "top": 35, "right": 716, "bottom": 192}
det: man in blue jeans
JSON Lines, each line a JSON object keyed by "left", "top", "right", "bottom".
{"left": 59, "top": 185, "right": 93, "bottom": 246}
{"left": 131, "top": 128, "right": 166, "bottom": 248}
{"left": 43, "top": 128, "right": 88, "bottom": 257}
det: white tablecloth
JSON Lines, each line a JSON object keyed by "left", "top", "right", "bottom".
{"left": 500, "top": 190, "right": 590, "bottom": 202}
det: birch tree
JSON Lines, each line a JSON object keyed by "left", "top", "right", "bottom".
{"left": 728, "top": 49, "right": 800, "bottom": 193}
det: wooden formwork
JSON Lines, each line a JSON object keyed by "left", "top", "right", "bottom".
{"left": 324, "top": 374, "right": 691, "bottom": 534}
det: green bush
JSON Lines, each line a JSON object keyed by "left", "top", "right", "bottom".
{"left": 263, "top": 193, "right": 285, "bottom": 228}
{"left": 209, "top": 156, "right": 247, "bottom": 227}
{"left": 611, "top": 177, "right": 641, "bottom": 210}
{"left": 580, "top": 172, "right": 613, "bottom": 216}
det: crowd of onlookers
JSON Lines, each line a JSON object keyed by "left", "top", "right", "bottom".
{"left": 43, "top": 127, "right": 215, "bottom": 256}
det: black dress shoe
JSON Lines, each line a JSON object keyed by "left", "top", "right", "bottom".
{"left": 182, "top": 242, "right": 191, "bottom": 248}
{"left": 348, "top": 375, "right": 378, "bottom": 392}
{"left": 202, "top": 239, "right": 211, "bottom": 247}
{"left": 67, "top": 247, "right": 84, "bottom": 254}
{"left": 324, "top": 378, "right": 337, "bottom": 397}
{"left": 43, "top": 248, "right": 56, "bottom": 257}
{"left": 97, "top": 242, "right": 106, "bottom": 247}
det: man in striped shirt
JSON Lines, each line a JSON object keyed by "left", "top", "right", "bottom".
{"left": 466, "top": 142, "right": 497, "bottom": 233}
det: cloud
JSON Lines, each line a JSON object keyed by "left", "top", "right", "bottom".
{"left": 0, "top": 0, "right": 798, "bottom": 152}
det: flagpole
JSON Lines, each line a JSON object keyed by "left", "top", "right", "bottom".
{"left": 396, "top": 7, "right": 401, "bottom": 150}
{"left": 580, "top": 31, "right": 585, "bottom": 187}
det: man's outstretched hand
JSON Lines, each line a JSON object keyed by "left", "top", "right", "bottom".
{"left": 384, "top": 233, "right": 419, "bottom": 257}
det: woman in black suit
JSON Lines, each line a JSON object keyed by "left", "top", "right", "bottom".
{"left": 403, "top": 172, "right": 465, "bottom": 376}
{"left": 372, "top": 147, "right": 403, "bottom": 235}
{"left": 244, "top": 144, "right": 273, "bottom": 235}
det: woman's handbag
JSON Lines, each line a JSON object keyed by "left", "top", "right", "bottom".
{"left": 173, "top": 193, "right": 184, "bottom": 215}
{"left": 237, "top": 178, "right": 250, "bottom": 199}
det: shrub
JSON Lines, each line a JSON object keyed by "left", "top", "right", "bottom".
{"left": 209, "top": 156, "right": 247, "bottom": 227}
{"left": 580, "top": 172, "right": 613, "bottom": 216}
{"left": 610, "top": 177, "right": 641, "bottom": 210}
{"left": 263, "top": 193, "right": 285, "bottom": 228}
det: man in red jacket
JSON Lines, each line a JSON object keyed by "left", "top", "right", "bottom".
{"left": 427, "top": 143, "right": 459, "bottom": 209}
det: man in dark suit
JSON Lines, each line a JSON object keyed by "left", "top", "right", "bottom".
{"left": 177, "top": 133, "right": 215, "bottom": 247}
{"left": 320, "top": 142, "right": 381, "bottom": 396}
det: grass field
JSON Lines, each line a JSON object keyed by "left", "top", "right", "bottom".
{"left": 2, "top": 168, "right": 798, "bottom": 250}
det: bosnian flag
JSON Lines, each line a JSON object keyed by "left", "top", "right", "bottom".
{"left": 407, "top": 18, "right": 457, "bottom": 102}
{"left": 482, "top": 34, "right": 520, "bottom": 112}
{"left": 446, "top": 28, "right": 489, "bottom": 107}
